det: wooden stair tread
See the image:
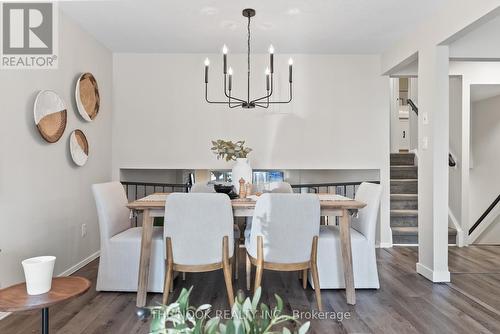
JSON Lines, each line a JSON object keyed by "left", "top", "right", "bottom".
{"left": 392, "top": 226, "right": 457, "bottom": 235}
{"left": 391, "top": 209, "right": 418, "bottom": 217}
{"left": 391, "top": 194, "right": 418, "bottom": 199}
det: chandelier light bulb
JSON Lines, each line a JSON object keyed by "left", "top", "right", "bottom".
{"left": 269, "top": 45, "right": 274, "bottom": 54}
{"left": 204, "top": 58, "right": 210, "bottom": 66}
{"left": 265, "top": 67, "right": 270, "bottom": 75}
{"left": 228, "top": 67, "right": 233, "bottom": 75}
{"left": 222, "top": 44, "right": 228, "bottom": 54}
{"left": 288, "top": 58, "right": 293, "bottom": 65}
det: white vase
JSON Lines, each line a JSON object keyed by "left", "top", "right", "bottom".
{"left": 232, "top": 158, "right": 252, "bottom": 194}
{"left": 22, "top": 256, "right": 56, "bottom": 295}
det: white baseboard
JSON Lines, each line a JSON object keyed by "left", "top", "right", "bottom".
{"left": 377, "top": 242, "right": 393, "bottom": 248}
{"left": 416, "top": 262, "right": 450, "bottom": 282}
{"left": 0, "top": 251, "right": 100, "bottom": 322}
{"left": 58, "top": 251, "right": 100, "bottom": 277}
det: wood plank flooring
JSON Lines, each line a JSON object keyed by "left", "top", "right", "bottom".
{"left": 1, "top": 246, "right": 500, "bottom": 333}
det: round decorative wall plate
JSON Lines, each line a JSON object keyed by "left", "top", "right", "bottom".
{"left": 33, "top": 90, "right": 67, "bottom": 143}
{"left": 75, "top": 72, "right": 100, "bottom": 121}
{"left": 69, "top": 129, "right": 89, "bottom": 166}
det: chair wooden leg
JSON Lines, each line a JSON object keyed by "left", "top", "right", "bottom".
{"left": 254, "top": 236, "right": 264, "bottom": 293}
{"left": 222, "top": 236, "right": 235, "bottom": 307}
{"left": 246, "top": 253, "right": 252, "bottom": 291}
{"left": 302, "top": 269, "right": 308, "bottom": 289}
{"left": 163, "top": 237, "right": 174, "bottom": 304}
{"left": 234, "top": 239, "right": 239, "bottom": 280}
{"left": 310, "top": 236, "right": 323, "bottom": 311}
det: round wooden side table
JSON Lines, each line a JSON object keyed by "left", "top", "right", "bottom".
{"left": 0, "top": 276, "right": 91, "bottom": 334}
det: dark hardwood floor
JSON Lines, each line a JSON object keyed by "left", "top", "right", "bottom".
{"left": 1, "top": 246, "right": 500, "bottom": 333}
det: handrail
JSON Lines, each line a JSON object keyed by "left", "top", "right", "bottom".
{"left": 406, "top": 99, "right": 456, "bottom": 167}
{"left": 469, "top": 194, "right": 500, "bottom": 235}
{"left": 448, "top": 153, "right": 456, "bottom": 167}
{"left": 407, "top": 99, "right": 418, "bottom": 115}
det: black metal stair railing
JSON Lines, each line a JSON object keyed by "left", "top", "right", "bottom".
{"left": 469, "top": 194, "right": 500, "bottom": 235}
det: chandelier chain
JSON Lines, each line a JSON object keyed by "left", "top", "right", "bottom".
{"left": 247, "top": 15, "right": 251, "bottom": 103}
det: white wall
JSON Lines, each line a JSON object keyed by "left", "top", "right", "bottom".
{"left": 112, "top": 54, "right": 392, "bottom": 246}
{"left": 449, "top": 77, "right": 462, "bottom": 226}
{"left": 470, "top": 94, "right": 500, "bottom": 244}
{"left": 0, "top": 12, "right": 112, "bottom": 287}
{"left": 409, "top": 78, "right": 419, "bottom": 152}
{"left": 449, "top": 62, "right": 500, "bottom": 243}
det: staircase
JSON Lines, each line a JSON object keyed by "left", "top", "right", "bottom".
{"left": 390, "top": 153, "right": 456, "bottom": 244}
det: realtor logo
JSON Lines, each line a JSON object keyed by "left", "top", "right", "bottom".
{"left": 1, "top": 2, "right": 58, "bottom": 69}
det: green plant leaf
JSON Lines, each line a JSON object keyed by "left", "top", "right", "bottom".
{"left": 252, "top": 287, "right": 261, "bottom": 311}
{"left": 275, "top": 294, "right": 284, "bottom": 314}
{"left": 298, "top": 321, "right": 311, "bottom": 334}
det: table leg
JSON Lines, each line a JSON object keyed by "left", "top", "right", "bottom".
{"left": 136, "top": 209, "right": 154, "bottom": 307}
{"left": 42, "top": 307, "right": 49, "bottom": 334}
{"left": 340, "top": 209, "right": 356, "bottom": 305}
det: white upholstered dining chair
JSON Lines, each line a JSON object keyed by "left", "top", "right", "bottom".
{"left": 163, "top": 193, "right": 235, "bottom": 306}
{"left": 244, "top": 181, "right": 293, "bottom": 239}
{"left": 190, "top": 183, "right": 241, "bottom": 280}
{"left": 313, "top": 182, "right": 382, "bottom": 289}
{"left": 245, "top": 193, "right": 322, "bottom": 310}
{"left": 190, "top": 182, "right": 215, "bottom": 193}
{"left": 92, "top": 182, "right": 164, "bottom": 292}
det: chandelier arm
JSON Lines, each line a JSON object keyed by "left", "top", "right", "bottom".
{"left": 250, "top": 74, "right": 274, "bottom": 103}
{"left": 261, "top": 83, "right": 293, "bottom": 104}
{"left": 254, "top": 99, "right": 270, "bottom": 108}
{"left": 228, "top": 92, "right": 243, "bottom": 108}
{"left": 205, "top": 84, "right": 234, "bottom": 104}
{"left": 223, "top": 75, "right": 246, "bottom": 103}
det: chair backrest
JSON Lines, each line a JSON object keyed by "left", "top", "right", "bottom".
{"left": 190, "top": 183, "right": 215, "bottom": 193}
{"left": 351, "top": 182, "right": 382, "bottom": 243}
{"left": 164, "top": 193, "right": 234, "bottom": 265}
{"left": 268, "top": 181, "right": 293, "bottom": 193}
{"left": 248, "top": 193, "right": 320, "bottom": 263}
{"left": 92, "top": 182, "right": 130, "bottom": 241}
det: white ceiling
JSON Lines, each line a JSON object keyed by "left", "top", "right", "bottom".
{"left": 60, "top": 0, "right": 449, "bottom": 54}
{"left": 471, "top": 85, "right": 500, "bottom": 103}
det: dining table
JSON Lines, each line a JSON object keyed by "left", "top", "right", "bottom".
{"left": 127, "top": 192, "right": 366, "bottom": 307}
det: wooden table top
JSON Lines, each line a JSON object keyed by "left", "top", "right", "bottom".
{"left": 127, "top": 193, "right": 366, "bottom": 211}
{"left": 0, "top": 277, "right": 91, "bottom": 312}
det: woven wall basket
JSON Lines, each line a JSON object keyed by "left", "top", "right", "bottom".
{"left": 75, "top": 72, "right": 100, "bottom": 122}
{"left": 33, "top": 90, "right": 67, "bottom": 143}
{"left": 69, "top": 129, "right": 89, "bottom": 166}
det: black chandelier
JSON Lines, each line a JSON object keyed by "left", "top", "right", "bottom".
{"left": 204, "top": 8, "right": 293, "bottom": 109}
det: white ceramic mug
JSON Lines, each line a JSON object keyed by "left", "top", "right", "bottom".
{"left": 21, "top": 256, "right": 56, "bottom": 295}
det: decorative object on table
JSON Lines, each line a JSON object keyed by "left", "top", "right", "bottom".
{"left": 203, "top": 8, "right": 294, "bottom": 109}
{"left": 0, "top": 276, "right": 91, "bottom": 334}
{"left": 75, "top": 72, "right": 100, "bottom": 121}
{"left": 245, "top": 182, "right": 253, "bottom": 196}
{"left": 21, "top": 256, "right": 56, "bottom": 295}
{"left": 69, "top": 129, "right": 89, "bottom": 166}
{"left": 33, "top": 90, "right": 67, "bottom": 143}
{"left": 144, "top": 286, "right": 310, "bottom": 334}
{"left": 213, "top": 183, "right": 238, "bottom": 199}
{"left": 232, "top": 158, "right": 252, "bottom": 194}
{"left": 211, "top": 139, "right": 253, "bottom": 194}
{"left": 239, "top": 177, "right": 247, "bottom": 198}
